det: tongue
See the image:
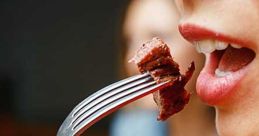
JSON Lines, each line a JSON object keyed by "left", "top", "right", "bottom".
{"left": 218, "top": 46, "right": 255, "bottom": 72}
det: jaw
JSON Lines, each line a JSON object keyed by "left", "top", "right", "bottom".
{"left": 215, "top": 84, "right": 259, "bottom": 136}
{"left": 214, "top": 54, "right": 259, "bottom": 135}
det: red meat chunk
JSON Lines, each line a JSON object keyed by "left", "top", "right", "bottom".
{"left": 130, "top": 37, "right": 195, "bottom": 121}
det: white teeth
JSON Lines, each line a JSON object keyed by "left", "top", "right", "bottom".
{"left": 194, "top": 41, "right": 202, "bottom": 53}
{"left": 215, "top": 41, "right": 228, "bottom": 50}
{"left": 196, "top": 40, "right": 216, "bottom": 54}
{"left": 194, "top": 40, "right": 242, "bottom": 54}
{"left": 215, "top": 68, "right": 232, "bottom": 78}
{"left": 231, "top": 43, "right": 242, "bottom": 49}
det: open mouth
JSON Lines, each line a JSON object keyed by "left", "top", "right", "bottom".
{"left": 194, "top": 40, "right": 255, "bottom": 77}
{"left": 178, "top": 23, "right": 256, "bottom": 105}
{"left": 194, "top": 40, "right": 255, "bottom": 104}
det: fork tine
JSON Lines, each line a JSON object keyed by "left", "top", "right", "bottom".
{"left": 72, "top": 81, "right": 170, "bottom": 136}
{"left": 72, "top": 73, "right": 150, "bottom": 117}
{"left": 57, "top": 73, "right": 171, "bottom": 136}
{"left": 72, "top": 80, "right": 156, "bottom": 129}
{"left": 57, "top": 73, "right": 151, "bottom": 136}
{"left": 71, "top": 75, "right": 153, "bottom": 125}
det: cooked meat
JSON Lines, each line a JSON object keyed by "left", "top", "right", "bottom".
{"left": 130, "top": 37, "right": 195, "bottom": 121}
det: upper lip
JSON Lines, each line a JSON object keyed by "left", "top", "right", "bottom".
{"left": 178, "top": 23, "right": 254, "bottom": 49}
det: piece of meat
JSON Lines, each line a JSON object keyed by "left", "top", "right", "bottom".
{"left": 130, "top": 37, "right": 195, "bottom": 121}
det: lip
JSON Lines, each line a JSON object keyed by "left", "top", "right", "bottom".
{"left": 178, "top": 23, "right": 253, "bottom": 48}
{"left": 178, "top": 23, "right": 254, "bottom": 105}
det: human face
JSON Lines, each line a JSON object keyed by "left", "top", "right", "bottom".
{"left": 124, "top": 0, "right": 203, "bottom": 78}
{"left": 123, "top": 0, "right": 204, "bottom": 109}
{"left": 175, "top": 0, "right": 259, "bottom": 135}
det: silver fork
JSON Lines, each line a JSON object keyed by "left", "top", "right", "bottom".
{"left": 57, "top": 73, "right": 171, "bottom": 136}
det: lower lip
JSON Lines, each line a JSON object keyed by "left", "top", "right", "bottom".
{"left": 196, "top": 53, "right": 249, "bottom": 105}
{"left": 179, "top": 23, "right": 254, "bottom": 105}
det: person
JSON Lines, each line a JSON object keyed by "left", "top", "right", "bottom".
{"left": 174, "top": 0, "right": 259, "bottom": 135}
{"left": 111, "top": 0, "right": 216, "bottom": 136}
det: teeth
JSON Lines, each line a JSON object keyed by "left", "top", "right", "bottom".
{"left": 215, "top": 69, "right": 232, "bottom": 78}
{"left": 196, "top": 40, "right": 216, "bottom": 54}
{"left": 215, "top": 41, "right": 228, "bottom": 50}
{"left": 231, "top": 43, "right": 242, "bottom": 49}
{"left": 194, "top": 41, "right": 202, "bottom": 53}
{"left": 194, "top": 40, "right": 242, "bottom": 54}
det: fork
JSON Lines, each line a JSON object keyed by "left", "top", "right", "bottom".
{"left": 57, "top": 73, "right": 171, "bottom": 136}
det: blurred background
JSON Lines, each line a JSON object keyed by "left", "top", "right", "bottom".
{"left": 0, "top": 0, "right": 216, "bottom": 136}
{"left": 0, "top": 0, "right": 128, "bottom": 135}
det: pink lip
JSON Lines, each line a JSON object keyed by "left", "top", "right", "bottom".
{"left": 178, "top": 24, "right": 253, "bottom": 48}
{"left": 178, "top": 23, "right": 252, "bottom": 105}
{"left": 196, "top": 53, "right": 248, "bottom": 105}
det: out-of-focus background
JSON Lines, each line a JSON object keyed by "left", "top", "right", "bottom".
{"left": 1, "top": 0, "right": 216, "bottom": 136}
{"left": 0, "top": 0, "right": 129, "bottom": 135}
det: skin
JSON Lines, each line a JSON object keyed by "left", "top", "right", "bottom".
{"left": 123, "top": 0, "right": 216, "bottom": 135}
{"left": 174, "top": 0, "right": 259, "bottom": 135}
